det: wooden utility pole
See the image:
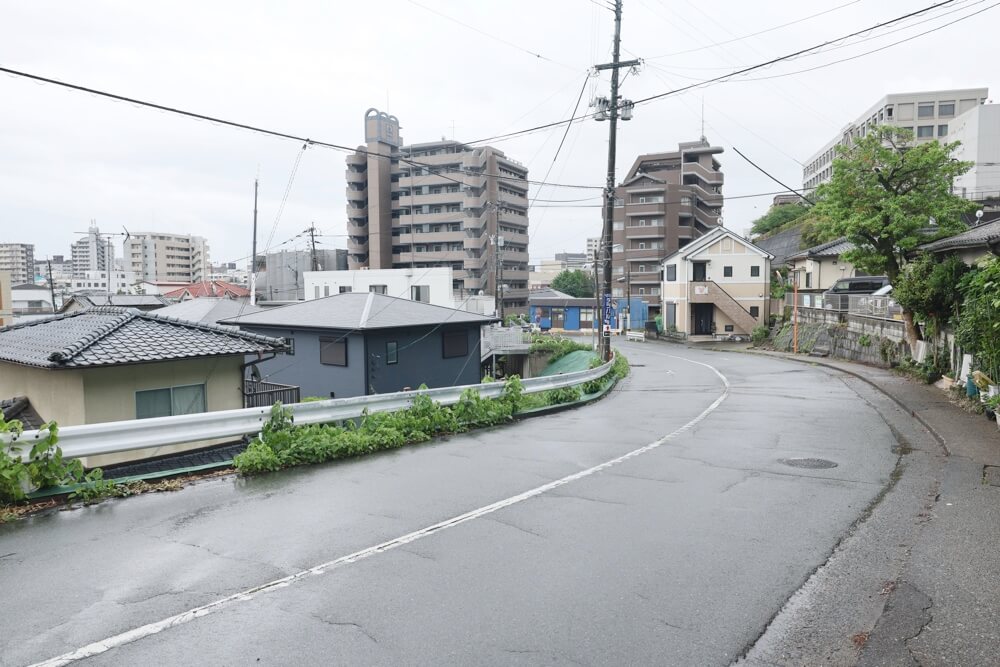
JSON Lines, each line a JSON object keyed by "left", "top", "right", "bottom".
{"left": 309, "top": 223, "right": 319, "bottom": 272}
{"left": 46, "top": 259, "right": 56, "bottom": 313}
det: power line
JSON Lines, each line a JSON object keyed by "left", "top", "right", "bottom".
{"left": 731, "top": 147, "right": 813, "bottom": 205}
{"left": 645, "top": 0, "right": 864, "bottom": 58}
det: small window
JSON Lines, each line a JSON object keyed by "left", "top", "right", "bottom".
{"left": 638, "top": 287, "right": 646, "bottom": 295}
{"left": 324, "top": 285, "right": 330, "bottom": 297}
{"left": 320, "top": 337, "right": 348, "bottom": 366}
{"left": 369, "top": 284, "right": 388, "bottom": 294}
{"left": 750, "top": 265, "right": 760, "bottom": 277}
{"left": 724, "top": 325, "right": 734, "bottom": 332}
{"left": 411, "top": 285, "right": 430, "bottom": 303}
{"left": 442, "top": 330, "right": 468, "bottom": 358}
{"left": 938, "top": 101, "right": 955, "bottom": 117}
{"left": 339, "top": 286, "right": 352, "bottom": 294}
{"left": 805, "top": 272, "right": 813, "bottom": 288}
{"left": 917, "top": 103, "right": 935, "bottom": 119}
{"left": 386, "top": 341, "right": 398, "bottom": 365}
{"left": 917, "top": 125, "right": 934, "bottom": 138}
{"left": 938, "top": 124, "right": 948, "bottom": 137}
{"left": 314, "top": 286, "right": 320, "bottom": 299}
{"left": 665, "top": 265, "right": 677, "bottom": 282}
{"left": 723, "top": 266, "right": 733, "bottom": 278}
{"left": 750, "top": 306, "right": 760, "bottom": 318}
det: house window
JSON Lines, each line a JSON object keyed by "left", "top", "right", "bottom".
{"left": 411, "top": 285, "right": 430, "bottom": 302}
{"left": 750, "top": 306, "right": 760, "bottom": 318}
{"left": 324, "top": 286, "right": 330, "bottom": 297}
{"left": 579, "top": 308, "right": 594, "bottom": 328}
{"left": 723, "top": 266, "right": 733, "bottom": 278}
{"left": 319, "top": 337, "right": 348, "bottom": 366}
{"left": 750, "top": 265, "right": 760, "bottom": 277}
{"left": 339, "top": 286, "right": 352, "bottom": 293}
{"left": 917, "top": 125, "right": 934, "bottom": 138}
{"left": 369, "top": 284, "right": 388, "bottom": 294}
{"left": 938, "top": 124, "right": 948, "bottom": 137}
{"left": 724, "top": 324, "right": 734, "bottom": 332}
{"left": 386, "top": 341, "right": 398, "bottom": 365}
{"left": 665, "top": 265, "right": 677, "bottom": 281}
{"left": 314, "top": 286, "right": 320, "bottom": 299}
{"left": 136, "top": 384, "right": 206, "bottom": 419}
{"left": 805, "top": 272, "right": 813, "bottom": 288}
{"left": 442, "top": 330, "right": 468, "bottom": 358}
{"left": 917, "top": 103, "right": 935, "bottom": 119}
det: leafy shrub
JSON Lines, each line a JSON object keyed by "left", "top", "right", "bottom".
{"left": 545, "top": 386, "right": 583, "bottom": 405}
{"left": 529, "top": 335, "right": 591, "bottom": 363}
{"left": 751, "top": 325, "right": 770, "bottom": 346}
{"left": 858, "top": 334, "right": 872, "bottom": 347}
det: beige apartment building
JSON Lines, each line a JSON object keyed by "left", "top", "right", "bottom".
{"left": 0, "top": 243, "right": 35, "bottom": 285}
{"left": 803, "top": 88, "right": 989, "bottom": 192}
{"left": 346, "top": 108, "right": 529, "bottom": 314}
{"left": 612, "top": 139, "right": 724, "bottom": 315}
{"left": 124, "top": 232, "right": 210, "bottom": 283}
{"left": 660, "top": 227, "right": 772, "bottom": 338}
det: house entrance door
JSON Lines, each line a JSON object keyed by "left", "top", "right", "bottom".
{"left": 692, "top": 303, "right": 714, "bottom": 335}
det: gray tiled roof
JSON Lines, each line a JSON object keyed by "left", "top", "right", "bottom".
{"left": 154, "top": 298, "right": 261, "bottom": 329}
{"left": 919, "top": 220, "right": 1000, "bottom": 253}
{"left": 65, "top": 294, "right": 170, "bottom": 310}
{"left": 0, "top": 307, "right": 285, "bottom": 369}
{"left": 1, "top": 396, "right": 45, "bottom": 430}
{"left": 788, "top": 237, "right": 855, "bottom": 260}
{"left": 221, "top": 292, "right": 498, "bottom": 331}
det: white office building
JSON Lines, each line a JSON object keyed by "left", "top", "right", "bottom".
{"left": 948, "top": 103, "right": 1000, "bottom": 202}
{"left": 304, "top": 267, "right": 495, "bottom": 315}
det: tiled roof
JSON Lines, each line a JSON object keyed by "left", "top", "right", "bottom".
{"left": 528, "top": 288, "right": 596, "bottom": 307}
{"left": 65, "top": 294, "right": 170, "bottom": 310}
{"left": 221, "top": 292, "right": 498, "bottom": 331}
{"left": 755, "top": 225, "right": 804, "bottom": 266}
{"left": 788, "top": 237, "right": 855, "bottom": 260}
{"left": 1, "top": 396, "right": 45, "bottom": 430}
{"left": 154, "top": 297, "right": 261, "bottom": 329}
{"left": 919, "top": 220, "right": 1000, "bottom": 253}
{"left": 163, "top": 281, "right": 251, "bottom": 299}
{"left": 0, "top": 307, "right": 285, "bottom": 369}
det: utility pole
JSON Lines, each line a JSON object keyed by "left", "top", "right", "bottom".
{"left": 595, "top": 0, "right": 639, "bottom": 361}
{"left": 309, "top": 223, "right": 319, "bottom": 272}
{"left": 250, "top": 178, "right": 258, "bottom": 306}
{"left": 46, "top": 259, "right": 56, "bottom": 313}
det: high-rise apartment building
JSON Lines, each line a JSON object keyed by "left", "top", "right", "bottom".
{"left": 124, "top": 232, "right": 210, "bottom": 283}
{"left": 346, "top": 109, "right": 529, "bottom": 314}
{"left": 71, "top": 224, "right": 116, "bottom": 278}
{"left": 586, "top": 237, "right": 601, "bottom": 258}
{"left": 0, "top": 243, "right": 35, "bottom": 285}
{"left": 802, "top": 88, "right": 989, "bottom": 192}
{"left": 611, "top": 139, "right": 724, "bottom": 313}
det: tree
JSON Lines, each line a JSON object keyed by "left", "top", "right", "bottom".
{"left": 812, "top": 126, "right": 974, "bottom": 350}
{"left": 550, "top": 269, "right": 594, "bottom": 298}
{"left": 956, "top": 257, "right": 1000, "bottom": 379}
{"left": 750, "top": 202, "right": 810, "bottom": 237}
{"left": 893, "top": 252, "right": 970, "bottom": 366}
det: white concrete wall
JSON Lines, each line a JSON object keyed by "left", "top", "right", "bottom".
{"left": 950, "top": 104, "right": 1000, "bottom": 200}
{"left": 304, "top": 267, "right": 455, "bottom": 308}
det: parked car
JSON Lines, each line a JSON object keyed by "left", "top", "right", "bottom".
{"left": 824, "top": 276, "right": 890, "bottom": 295}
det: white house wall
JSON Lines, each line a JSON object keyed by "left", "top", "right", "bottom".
{"left": 304, "top": 267, "right": 455, "bottom": 308}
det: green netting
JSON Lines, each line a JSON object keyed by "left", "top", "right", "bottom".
{"left": 538, "top": 350, "right": 599, "bottom": 376}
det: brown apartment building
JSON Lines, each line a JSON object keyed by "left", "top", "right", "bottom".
{"left": 611, "top": 139, "right": 724, "bottom": 315}
{"left": 346, "top": 109, "right": 530, "bottom": 314}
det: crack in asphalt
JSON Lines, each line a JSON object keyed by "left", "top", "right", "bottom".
{"left": 485, "top": 515, "right": 545, "bottom": 539}
{"left": 546, "top": 491, "right": 630, "bottom": 507}
{"left": 397, "top": 547, "right": 437, "bottom": 562}
{"left": 308, "top": 615, "right": 378, "bottom": 643}
{"left": 606, "top": 470, "right": 681, "bottom": 484}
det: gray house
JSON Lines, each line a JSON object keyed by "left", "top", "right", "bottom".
{"left": 221, "top": 292, "right": 498, "bottom": 398}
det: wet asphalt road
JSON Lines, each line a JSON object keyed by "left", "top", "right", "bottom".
{"left": 0, "top": 344, "right": 899, "bottom": 666}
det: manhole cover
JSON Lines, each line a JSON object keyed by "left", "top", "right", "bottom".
{"left": 779, "top": 457, "right": 838, "bottom": 469}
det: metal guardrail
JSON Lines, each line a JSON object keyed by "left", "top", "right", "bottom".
{"left": 2, "top": 357, "right": 615, "bottom": 463}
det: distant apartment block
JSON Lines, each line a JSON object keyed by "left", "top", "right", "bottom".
{"left": 586, "top": 237, "right": 601, "bottom": 258}
{"left": 948, "top": 103, "right": 1000, "bottom": 202}
{"left": 69, "top": 270, "right": 137, "bottom": 295}
{"left": 257, "top": 248, "right": 347, "bottom": 301}
{"left": 611, "top": 139, "right": 725, "bottom": 314}
{"left": 802, "top": 88, "right": 989, "bottom": 192}
{"left": 346, "top": 108, "right": 530, "bottom": 314}
{"left": 34, "top": 255, "right": 72, "bottom": 288}
{"left": 72, "top": 224, "right": 115, "bottom": 278}
{"left": 124, "top": 232, "right": 210, "bottom": 283}
{"left": 0, "top": 243, "right": 35, "bottom": 285}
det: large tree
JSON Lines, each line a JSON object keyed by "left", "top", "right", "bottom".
{"left": 551, "top": 269, "right": 594, "bottom": 298}
{"left": 750, "top": 202, "right": 810, "bottom": 237}
{"left": 812, "top": 126, "right": 974, "bottom": 349}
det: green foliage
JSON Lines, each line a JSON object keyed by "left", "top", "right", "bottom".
{"left": 751, "top": 325, "right": 770, "bottom": 345}
{"left": 894, "top": 253, "right": 970, "bottom": 336}
{"left": 956, "top": 256, "right": 1000, "bottom": 376}
{"left": 529, "top": 334, "right": 591, "bottom": 362}
{"left": 504, "top": 313, "right": 527, "bottom": 327}
{"left": 812, "top": 126, "right": 973, "bottom": 283}
{"left": 545, "top": 386, "right": 583, "bottom": 405}
{"left": 550, "top": 269, "right": 595, "bottom": 298}
{"left": 859, "top": 334, "right": 872, "bottom": 347}
{"left": 68, "top": 469, "right": 119, "bottom": 505}
{"left": 750, "top": 202, "right": 810, "bottom": 236}
{"left": 897, "top": 355, "right": 949, "bottom": 384}
{"left": 1, "top": 417, "right": 99, "bottom": 504}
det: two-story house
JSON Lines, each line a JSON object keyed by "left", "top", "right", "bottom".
{"left": 660, "top": 227, "right": 772, "bottom": 339}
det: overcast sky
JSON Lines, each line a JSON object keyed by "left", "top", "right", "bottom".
{"left": 0, "top": 0, "right": 995, "bottom": 268}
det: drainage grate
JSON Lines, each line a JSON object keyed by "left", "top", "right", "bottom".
{"left": 779, "top": 457, "right": 838, "bottom": 469}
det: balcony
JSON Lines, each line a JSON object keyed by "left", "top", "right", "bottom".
{"left": 244, "top": 380, "right": 300, "bottom": 409}
{"left": 681, "top": 161, "right": 724, "bottom": 184}
{"left": 345, "top": 169, "right": 365, "bottom": 184}
{"left": 624, "top": 203, "right": 666, "bottom": 216}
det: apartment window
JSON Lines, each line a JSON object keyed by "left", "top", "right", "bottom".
{"left": 938, "top": 101, "right": 955, "bottom": 117}
{"left": 411, "top": 285, "right": 430, "bottom": 303}
{"left": 917, "top": 103, "right": 934, "bottom": 119}
{"left": 723, "top": 266, "right": 733, "bottom": 278}
{"left": 638, "top": 242, "right": 646, "bottom": 249}
{"left": 136, "top": 384, "right": 206, "bottom": 419}
{"left": 750, "top": 306, "right": 760, "bottom": 318}
{"left": 917, "top": 125, "right": 934, "bottom": 138}
{"left": 339, "top": 286, "right": 352, "bottom": 293}
{"left": 319, "top": 338, "right": 348, "bottom": 366}
{"left": 750, "top": 265, "right": 760, "bottom": 277}
{"left": 938, "top": 124, "right": 948, "bottom": 137}
{"left": 639, "top": 264, "right": 646, "bottom": 273}
{"left": 885, "top": 105, "right": 893, "bottom": 119}
{"left": 613, "top": 197, "right": 624, "bottom": 207}
{"left": 386, "top": 341, "right": 398, "bottom": 365}
{"left": 638, "top": 287, "right": 646, "bottom": 296}
{"left": 369, "top": 284, "right": 387, "bottom": 295}
{"left": 442, "top": 330, "right": 467, "bottom": 358}
{"left": 665, "top": 264, "right": 677, "bottom": 281}
{"left": 897, "top": 103, "right": 913, "bottom": 121}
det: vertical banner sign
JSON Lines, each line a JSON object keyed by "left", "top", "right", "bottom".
{"left": 602, "top": 293, "right": 613, "bottom": 326}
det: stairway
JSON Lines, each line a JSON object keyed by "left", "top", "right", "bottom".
{"left": 688, "top": 281, "right": 758, "bottom": 334}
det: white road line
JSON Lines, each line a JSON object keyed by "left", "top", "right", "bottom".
{"left": 32, "top": 354, "right": 730, "bottom": 667}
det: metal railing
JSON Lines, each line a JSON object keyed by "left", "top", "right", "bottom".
{"left": 244, "top": 380, "right": 301, "bottom": 408}
{"left": 785, "top": 292, "right": 849, "bottom": 311}
{"left": 848, "top": 294, "right": 903, "bottom": 320}
{"left": 2, "top": 357, "right": 615, "bottom": 463}
{"left": 482, "top": 327, "right": 532, "bottom": 358}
